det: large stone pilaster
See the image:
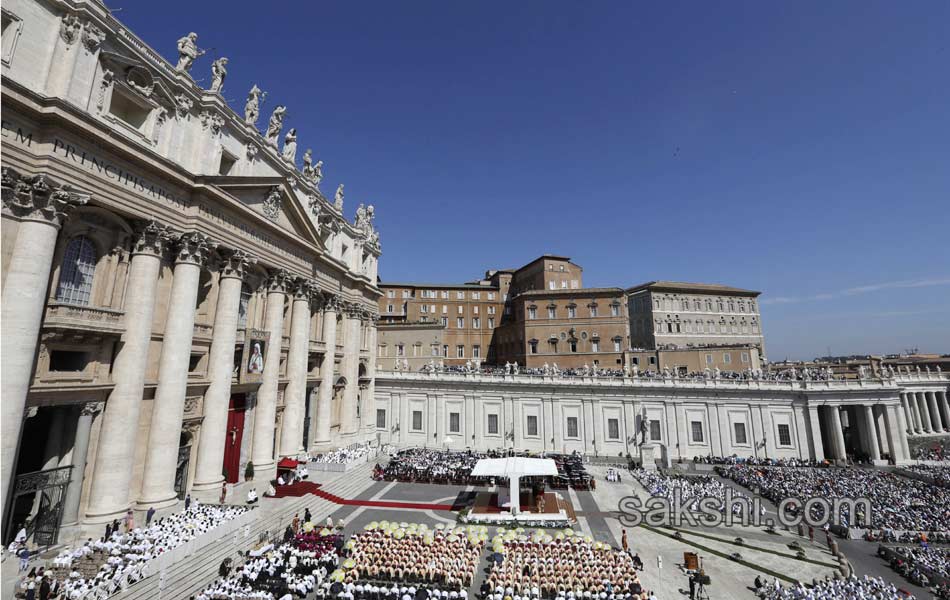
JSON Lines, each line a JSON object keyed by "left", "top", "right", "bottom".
{"left": 1, "top": 170, "right": 88, "bottom": 509}
{"left": 340, "top": 303, "right": 363, "bottom": 438}
{"left": 85, "top": 222, "right": 169, "bottom": 523}
{"left": 138, "top": 232, "right": 213, "bottom": 509}
{"left": 312, "top": 295, "right": 340, "bottom": 449}
{"left": 278, "top": 279, "right": 314, "bottom": 457}
{"left": 192, "top": 250, "right": 255, "bottom": 496}
{"left": 251, "top": 270, "right": 291, "bottom": 473}
{"left": 61, "top": 402, "right": 103, "bottom": 526}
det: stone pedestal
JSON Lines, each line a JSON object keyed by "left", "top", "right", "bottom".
{"left": 640, "top": 444, "right": 657, "bottom": 471}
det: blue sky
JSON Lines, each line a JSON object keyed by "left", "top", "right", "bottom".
{"left": 118, "top": 0, "right": 950, "bottom": 360}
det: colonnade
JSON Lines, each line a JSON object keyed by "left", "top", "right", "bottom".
{"left": 1, "top": 171, "right": 377, "bottom": 527}
{"left": 900, "top": 389, "right": 950, "bottom": 435}
{"left": 813, "top": 404, "right": 908, "bottom": 463}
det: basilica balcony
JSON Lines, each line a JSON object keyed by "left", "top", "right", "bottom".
{"left": 43, "top": 302, "right": 125, "bottom": 336}
{"left": 193, "top": 322, "right": 214, "bottom": 341}
{"left": 309, "top": 340, "right": 327, "bottom": 353}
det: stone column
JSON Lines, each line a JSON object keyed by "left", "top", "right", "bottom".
{"left": 917, "top": 392, "right": 933, "bottom": 433}
{"left": 85, "top": 222, "right": 168, "bottom": 523}
{"left": 806, "top": 406, "right": 825, "bottom": 461}
{"left": 894, "top": 406, "right": 912, "bottom": 460}
{"left": 939, "top": 391, "right": 950, "bottom": 434}
{"left": 901, "top": 395, "right": 914, "bottom": 434}
{"left": 251, "top": 270, "right": 291, "bottom": 472}
{"left": 340, "top": 303, "right": 362, "bottom": 437}
{"left": 881, "top": 406, "right": 902, "bottom": 463}
{"left": 61, "top": 402, "right": 103, "bottom": 526}
{"left": 1, "top": 171, "right": 87, "bottom": 508}
{"left": 138, "top": 232, "right": 212, "bottom": 509}
{"left": 909, "top": 393, "right": 923, "bottom": 432}
{"left": 192, "top": 250, "right": 254, "bottom": 495}
{"left": 278, "top": 279, "right": 313, "bottom": 458}
{"left": 927, "top": 391, "right": 944, "bottom": 433}
{"left": 313, "top": 295, "right": 339, "bottom": 449}
{"left": 829, "top": 406, "right": 847, "bottom": 461}
{"left": 862, "top": 405, "right": 881, "bottom": 461}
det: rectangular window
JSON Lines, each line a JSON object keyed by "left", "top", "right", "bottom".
{"left": 457, "top": 317, "right": 464, "bottom": 328}
{"left": 431, "top": 345, "right": 439, "bottom": 356}
{"left": 441, "top": 317, "right": 448, "bottom": 327}
{"left": 487, "top": 413, "right": 499, "bottom": 435}
{"left": 488, "top": 306, "right": 496, "bottom": 315}
{"left": 402, "top": 290, "right": 410, "bottom": 298}
{"left": 49, "top": 350, "right": 88, "bottom": 372}
{"left": 412, "top": 410, "right": 423, "bottom": 431}
{"left": 457, "top": 291, "right": 464, "bottom": 300}
{"left": 472, "top": 292, "right": 480, "bottom": 300}
{"left": 488, "top": 318, "right": 495, "bottom": 329}
{"left": 441, "top": 291, "right": 449, "bottom": 299}
{"left": 387, "top": 304, "right": 394, "bottom": 313}
{"left": 456, "top": 345, "right": 465, "bottom": 358}
{"left": 741, "top": 352, "right": 750, "bottom": 363}
{"left": 472, "top": 345, "right": 480, "bottom": 358}
{"left": 458, "top": 306, "right": 464, "bottom": 315}
{"left": 613, "top": 340, "right": 621, "bottom": 352}
{"left": 566, "top": 416, "right": 579, "bottom": 438}
{"left": 570, "top": 341, "right": 577, "bottom": 352}
{"left": 549, "top": 281, "right": 556, "bottom": 290}
{"left": 561, "top": 281, "right": 568, "bottom": 289}
{"left": 691, "top": 421, "right": 704, "bottom": 443}
{"left": 473, "top": 306, "right": 479, "bottom": 315}
{"left": 650, "top": 420, "right": 661, "bottom": 441}
{"left": 777, "top": 424, "right": 792, "bottom": 446}
{"left": 449, "top": 412, "right": 460, "bottom": 433}
{"left": 526, "top": 415, "right": 539, "bottom": 436}
{"left": 420, "top": 304, "right": 429, "bottom": 313}
{"left": 607, "top": 418, "right": 620, "bottom": 440}
{"left": 442, "top": 345, "right": 448, "bottom": 357}
{"left": 723, "top": 353, "right": 732, "bottom": 364}
{"left": 488, "top": 292, "right": 495, "bottom": 300}
{"left": 571, "top": 280, "right": 578, "bottom": 289}
{"left": 705, "top": 354, "right": 713, "bottom": 365}
{"left": 387, "top": 290, "right": 395, "bottom": 298}
{"left": 590, "top": 306, "right": 598, "bottom": 317}
{"left": 442, "top": 305, "right": 447, "bottom": 314}
{"left": 530, "top": 341, "right": 538, "bottom": 354}
{"left": 473, "top": 318, "right": 480, "bottom": 329}
{"left": 734, "top": 422, "right": 748, "bottom": 445}
{"left": 548, "top": 307, "right": 556, "bottom": 319}
{"left": 567, "top": 306, "right": 576, "bottom": 318}
{"left": 376, "top": 409, "right": 386, "bottom": 429}
{"left": 591, "top": 340, "right": 600, "bottom": 352}
{"left": 528, "top": 307, "right": 537, "bottom": 320}
{"left": 396, "top": 344, "right": 405, "bottom": 357}
{"left": 611, "top": 305, "right": 620, "bottom": 317}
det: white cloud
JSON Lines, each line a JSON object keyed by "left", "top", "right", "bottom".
{"left": 761, "top": 277, "right": 950, "bottom": 305}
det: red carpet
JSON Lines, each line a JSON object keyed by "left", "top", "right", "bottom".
{"left": 270, "top": 481, "right": 455, "bottom": 511}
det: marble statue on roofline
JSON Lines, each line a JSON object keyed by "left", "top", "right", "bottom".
{"left": 209, "top": 57, "right": 228, "bottom": 93}
{"left": 176, "top": 32, "right": 206, "bottom": 72}
{"left": 265, "top": 105, "right": 287, "bottom": 146}
{"left": 245, "top": 85, "right": 265, "bottom": 126}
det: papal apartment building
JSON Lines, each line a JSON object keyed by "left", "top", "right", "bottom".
{"left": 1, "top": 0, "right": 381, "bottom": 545}
{"left": 377, "top": 255, "right": 766, "bottom": 372}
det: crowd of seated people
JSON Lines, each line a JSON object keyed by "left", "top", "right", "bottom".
{"left": 342, "top": 523, "right": 486, "bottom": 591}
{"left": 904, "top": 464, "right": 950, "bottom": 487}
{"left": 757, "top": 574, "right": 913, "bottom": 599}
{"left": 196, "top": 528, "right": 342, "bottom": 600}
{"left": 878, "top": 544, "right": 950, "bottom": 591}
{"left": 43, "top": 502, "right": 249, "bottom": 599}
{"left": 312, "top": 443, "right": 374, "bottom": 465}
{"left": 374, "top": 449, "right": 593, "bottom": 491}
{"left": 693, "top": 455, "right": 827, "bottom": 468}
{"left": 719, "top": 465, "right": 950, "bottom": 533}
{"left": 631, "top": 469, "right": 750, "bottom": 515}
{"left": 913, "top": 439, "right": 950, "bottom": 461}
{"left": 483, "top": 532, "right": 648, "bottom": 599}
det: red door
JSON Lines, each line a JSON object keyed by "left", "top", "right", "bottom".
{"left": 223, "top": 394, "right": 246, "bottom": 483}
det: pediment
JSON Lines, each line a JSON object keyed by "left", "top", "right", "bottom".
{"left": 205, "top": 176, "right": 327, "bottom": 253}
{"left": 98, "top": 50, "right": 177, "bottom": 108}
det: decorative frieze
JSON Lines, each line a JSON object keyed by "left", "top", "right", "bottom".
{"left": 81, "top": 22, "right": 105, "bottom": 53}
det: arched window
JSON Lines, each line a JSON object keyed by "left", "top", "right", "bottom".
{"left": 55, "top": 236, "right": 97, "bottom": 305}
{"left": 237, "top": 283, "right": 252, "bottom": 329}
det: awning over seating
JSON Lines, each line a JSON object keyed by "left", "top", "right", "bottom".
{"left": 277, "top": 457, "right": 299, "bottom": 469}
{"left": 471, "top": 457, "right": 558, "bottom": 478}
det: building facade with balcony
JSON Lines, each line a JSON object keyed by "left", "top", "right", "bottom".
{"left": 1, "top": 0, "right": 382, "bottom": 546}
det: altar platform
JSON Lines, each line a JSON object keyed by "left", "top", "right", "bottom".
{"left": 465, "top": 490, "right": 576, "bottom": 526}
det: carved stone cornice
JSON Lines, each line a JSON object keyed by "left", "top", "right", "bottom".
{"left": 131, "top": 220, "right": 173, "bottom": 257}
{"left": 173, "top": 231, "right": 213, "bottom": 266}
{"left": 1, "top": 168, "right": 89, "bottom": 227}
{"left": 219, "top": 249, "right": 256, "bottom": 280}
{"left": 266, "top": 269, "right": 293, "bottom": 294}
{"left": 81, "top": 401, "right": 105, "bottom": 417}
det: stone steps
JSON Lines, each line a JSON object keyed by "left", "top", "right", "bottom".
{"left": 113, "top": 465, "right": 374, "bottom": 600}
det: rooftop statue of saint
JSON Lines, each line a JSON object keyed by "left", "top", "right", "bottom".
{"left": 209, "top": 57, "right": 228, "bottom": 93}
{"left": 175, "top": 32, "right": 206, "bottom": 72}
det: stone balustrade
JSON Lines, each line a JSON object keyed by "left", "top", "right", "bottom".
{"left": 44, "top": 302, "right": 125, "bottom": 335}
